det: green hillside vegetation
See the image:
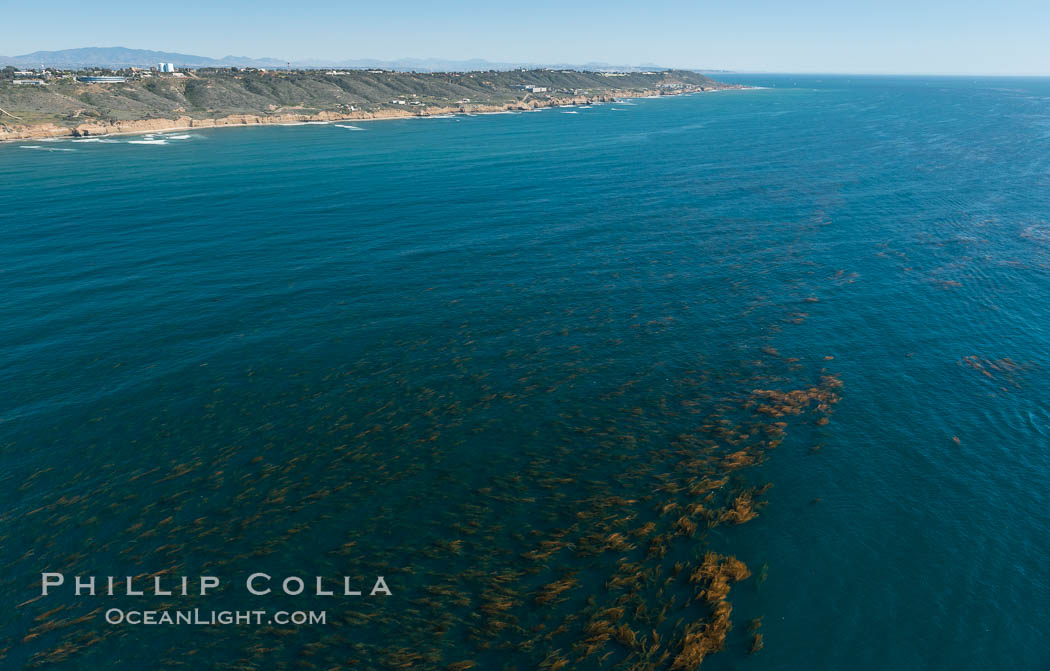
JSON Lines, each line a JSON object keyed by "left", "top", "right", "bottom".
{"left": 0, "top": 67, "right": 727, "bottom": 127}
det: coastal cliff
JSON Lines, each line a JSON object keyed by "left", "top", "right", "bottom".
{"left": 0, "top": 92, "right": 682, "bottom": 141}
{"left": 0, "top": 69, "right": 739, "bottom": 141}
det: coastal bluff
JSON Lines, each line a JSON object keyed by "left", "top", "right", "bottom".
{"left": 0, "top": 68, "right": 738, "bottom": 141}
{"left": 4, "top": 93, "right": 651, "bottom": 140}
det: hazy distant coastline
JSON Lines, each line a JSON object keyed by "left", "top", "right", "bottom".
{"left": 0, "top": 46, "right": 732, "bottom": 74}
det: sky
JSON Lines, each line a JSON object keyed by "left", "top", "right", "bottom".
{"left": 2, "top": 0, "right": 1050, "bottom": 75}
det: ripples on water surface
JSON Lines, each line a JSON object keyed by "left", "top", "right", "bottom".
{"left": 1, "top": 75, "right": 1050, "bottom": 670}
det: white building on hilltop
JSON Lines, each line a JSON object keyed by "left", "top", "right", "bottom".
{"left": 158, "top": 63, "right": 176, "bottom": 73}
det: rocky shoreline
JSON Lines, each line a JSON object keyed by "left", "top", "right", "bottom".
{"left": 0, "top": 87, "right": 739, "bottom": 142}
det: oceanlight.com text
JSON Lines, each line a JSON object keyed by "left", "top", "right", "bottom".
{"left": 104, "top": 608, "right": 327, "bottom": 625}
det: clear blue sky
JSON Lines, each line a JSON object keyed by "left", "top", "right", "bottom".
{"left": 2, "top": 0, "right": 1049, "bottom": 74}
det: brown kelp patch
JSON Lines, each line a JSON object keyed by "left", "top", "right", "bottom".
{"left": 959, "top": 355, "right": 1031, "bottom": 389}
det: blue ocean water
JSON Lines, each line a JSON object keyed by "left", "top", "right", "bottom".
{"left": 2, "top": 75, "right": 1050, "bottom": 670}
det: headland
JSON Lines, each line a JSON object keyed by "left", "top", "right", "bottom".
{"left": 0, "top": 68, "right": 742, "bottom": 141}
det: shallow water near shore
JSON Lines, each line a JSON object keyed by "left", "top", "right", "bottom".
{"left": 2, "top": 75, "right": 1050, "bottom": 669}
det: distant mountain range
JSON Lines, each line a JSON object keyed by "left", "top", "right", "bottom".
{"left": 3, "top": 47, "right": 286, "bottom": 69}
{"left": 0, "top": 46, "right": 726, "bottom": 73}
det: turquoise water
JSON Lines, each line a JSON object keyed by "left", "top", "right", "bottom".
{"left": 2, "top": 75, "right": 1050, "bottom": 669}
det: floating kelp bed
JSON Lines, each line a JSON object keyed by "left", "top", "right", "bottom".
{"left": 3, "top": 294, "right": 841, "bottom": 669}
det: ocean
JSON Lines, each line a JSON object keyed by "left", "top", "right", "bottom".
{"left": 2, "top": 74, "right": 1049, "bottom": 670}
